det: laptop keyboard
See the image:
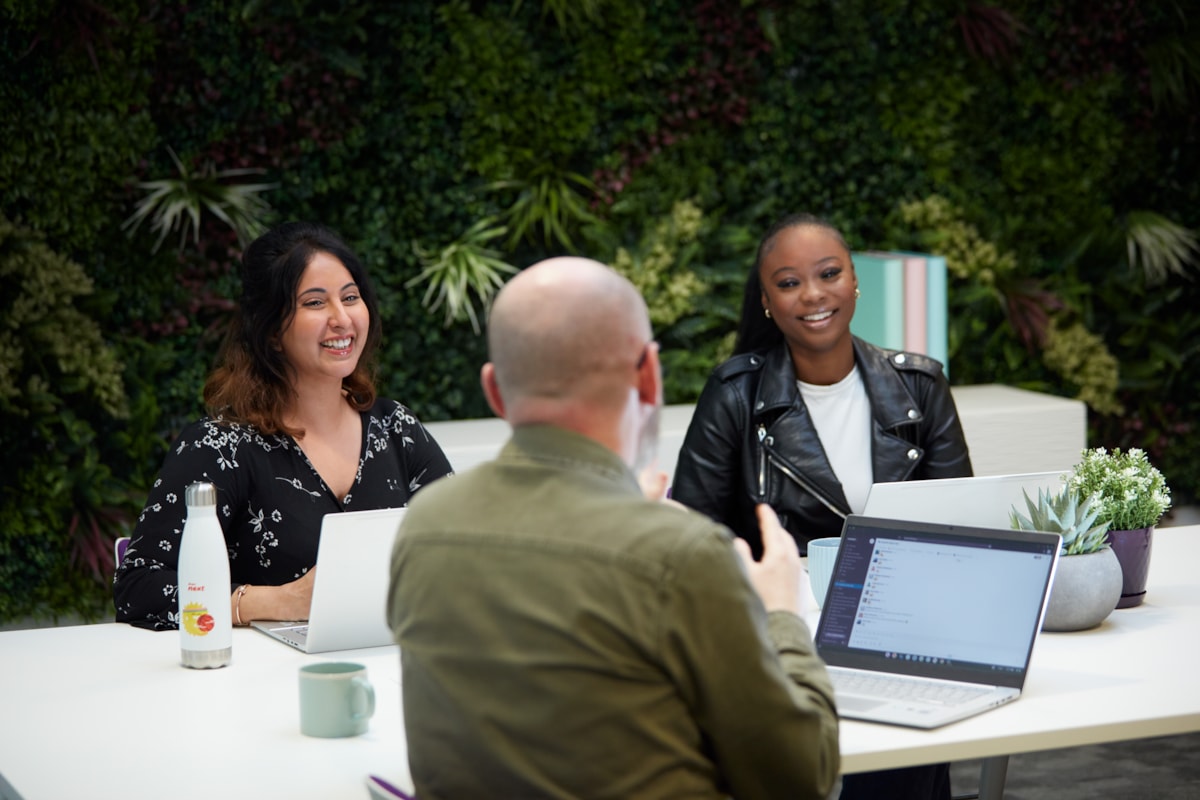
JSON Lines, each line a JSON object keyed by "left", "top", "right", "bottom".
{"left": 831, "top": 669, "right": 993, "bottom": 707}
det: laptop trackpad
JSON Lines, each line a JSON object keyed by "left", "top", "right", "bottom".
{"left": 837, "top": 695, "right": 888, "bottom": 712}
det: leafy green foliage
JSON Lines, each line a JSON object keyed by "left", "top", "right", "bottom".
{"left": 0, "top": 217, "right": 140, "bottom": 622}
{"left": 1060, "top": 209, "right": 1200, "bottom": 505}
{"left": 607, "top": 200, "right": 708, "bottom": 331}
{"left": 0, "top": 454, "right": 119, "bottom": 623}
{"left": 1068, "top": 447, "right": 1172, "bottom": 532}
{"left": 590, "top": 198, "right": 755, "bottom": 403}
{"left": 512, "top": 0, "right": 607, "bottom": 33}
{"left": 1042, "top": 319, "right": 1123, "bottom": 417}
{"left": 0, "top": 0, "right": 156, "bottom": 255}
{"left": 0, "top": 217, "right": 127, "bottom": 419}
{"left": 887, "top": 195, "right": 1123, "bottom": 414}
{"left": 430, "top": 1, "right": 601, "bottom": 178}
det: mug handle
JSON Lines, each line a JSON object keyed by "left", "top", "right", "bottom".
{"left": 351, "top": 676, "right": 376, "bottom": 721}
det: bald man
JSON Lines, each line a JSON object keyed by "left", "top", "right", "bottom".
{"left": 387, "top": 258, "right": 840, "bottom": 800}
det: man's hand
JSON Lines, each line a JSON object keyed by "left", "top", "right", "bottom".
{"left": 638, "top": 465, "right": 689, "bottom": 510}
{"left": 733, "top": 504, "right": 810, "bottom": 616}
{"left": 638, "top": 466, "right": 670, "bottom": 501}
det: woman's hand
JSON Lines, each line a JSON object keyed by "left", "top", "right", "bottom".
{"left": 230, "top": 568, "right": 317, "bottom": 625}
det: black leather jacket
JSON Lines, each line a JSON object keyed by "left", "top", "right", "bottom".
{"left": 672, "top": 337, "right": 972, "bottom": 556}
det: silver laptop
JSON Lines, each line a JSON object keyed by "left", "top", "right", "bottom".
{"left": 863, "top": 471, "right": 1063, "bottom": 528}
{"left": 252, "top": 507, "right": 405, "bottom": 653}
{"left": 815, "top": 515, "right": 1060, "bottom": 729}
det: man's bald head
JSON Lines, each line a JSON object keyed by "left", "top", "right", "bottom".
{"left": 487, "top": 257, "right": 651, "bottom": 410}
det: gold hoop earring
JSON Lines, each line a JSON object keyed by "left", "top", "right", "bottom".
{"left": 764, "top": 308, "right": 772, "bottom": 319}
{"left": 855, "top": 288, "right": 861, "bottom": 299}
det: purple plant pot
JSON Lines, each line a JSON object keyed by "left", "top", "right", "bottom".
{"left": 1107, "top": 526, "right": 1154, "bottom": 609}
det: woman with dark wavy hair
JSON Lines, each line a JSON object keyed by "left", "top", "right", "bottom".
{"left": 115, "top": 222, "right": 453, "bottom": 631}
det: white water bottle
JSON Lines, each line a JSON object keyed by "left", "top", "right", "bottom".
{"left": 178, "top": 481, "right": 232, "bottom": 668}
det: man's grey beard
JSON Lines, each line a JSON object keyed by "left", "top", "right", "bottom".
{"left": 633, "top": 403, "right": 661, "bottom": 475}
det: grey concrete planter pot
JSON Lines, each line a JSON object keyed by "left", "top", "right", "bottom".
{"left": 1043, "top": 547, "right": 1123, "bottom": 632}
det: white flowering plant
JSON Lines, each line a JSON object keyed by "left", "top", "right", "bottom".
{"left": 1066, "top": 447, "right": 1172, "bottom": 531}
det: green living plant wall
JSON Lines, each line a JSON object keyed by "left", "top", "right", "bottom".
{"left": 0, "top": 217, "right": 139, "bottom": 622}
{"left": 1, "top": 0, "right": 1197, "bottom": 624}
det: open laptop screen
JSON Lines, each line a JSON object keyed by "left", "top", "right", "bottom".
{"left": 862, "top": 471, "right": 1063, "bottom": 529}
{"left": 816, "top": 516, "right": 1060, "bottom": 689}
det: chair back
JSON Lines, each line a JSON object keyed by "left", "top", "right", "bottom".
{"left": 114, "top": 537, "right": 131, "bottom": 569}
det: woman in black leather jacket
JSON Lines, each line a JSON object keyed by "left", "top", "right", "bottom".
{"left": 673, "top": 213, "right": 972, "bottom": 799}
{"left": 673, "top": 213, "right": 972, "bottom": 556}
{"left": 673, "top": 212, "right": 971, "bottom": 800}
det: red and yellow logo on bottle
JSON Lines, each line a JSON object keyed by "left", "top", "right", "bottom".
{"left": 182, "top": 602, "right": 216, "bottom": 636}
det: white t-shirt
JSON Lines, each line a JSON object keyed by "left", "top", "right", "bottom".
{"left": 798, "top": 366, "right": 873, "bottom": 514}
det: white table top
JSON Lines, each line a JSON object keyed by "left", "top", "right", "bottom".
{"left": 0, "top": 625, "right": 411, "bottom": 799}
{"left": 2, "top": 526, "right": 1197, "bottom": 799}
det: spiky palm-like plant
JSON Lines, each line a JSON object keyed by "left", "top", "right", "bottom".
{"left": 490, "top": 167, "right": 598, "bottom": 252}
{"left": 408, "top": 218, "right": 517, "bottom": 334}
{"left": 123, "top": 148, "right": 277, "bottom": 252}
{"left": 1124, "top": 211, "right": 1200, "bottom": 286}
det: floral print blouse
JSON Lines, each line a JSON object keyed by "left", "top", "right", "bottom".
{"left": 113, "top": 399, "right": 453, "bottom": 630}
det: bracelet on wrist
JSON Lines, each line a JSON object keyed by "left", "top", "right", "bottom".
{"left": 234, "top": 583, "right": 252, "bottom": 627}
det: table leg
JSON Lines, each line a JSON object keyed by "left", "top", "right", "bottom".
{"left": 979, "top": 755, "right": 1010, "bottom": 800}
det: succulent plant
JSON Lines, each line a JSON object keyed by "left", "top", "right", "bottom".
{"left": 1010, "top": 486, "right": 1112, "bottom": 556}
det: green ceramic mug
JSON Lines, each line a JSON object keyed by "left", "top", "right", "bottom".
{"left": 298, "top": 662, "right": 375, "bottom": 738}
{"left": 806, "top": 537, "right": 842, "bottom": 609}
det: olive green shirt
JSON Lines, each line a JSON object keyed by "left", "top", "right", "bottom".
{"left": 388, "top": 425, "right": 840, "bottom": 799}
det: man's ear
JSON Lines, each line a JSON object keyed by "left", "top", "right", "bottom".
{"left": 637, "top": 342, "right": 662, "bottom": 407}
{"left": 481, "top": 363, "right": 507, "bottom": 420}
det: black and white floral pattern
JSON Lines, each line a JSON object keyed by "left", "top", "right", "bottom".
{"left": 114, "top": 398, "right": 453, "bottom": 630}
